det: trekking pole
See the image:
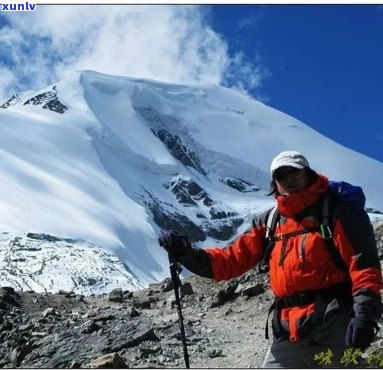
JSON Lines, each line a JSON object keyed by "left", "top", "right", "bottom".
{"left": 168, "top": 254, "right": 190, "bottom": 368}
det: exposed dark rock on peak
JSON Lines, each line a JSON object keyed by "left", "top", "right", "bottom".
{"left": 202, "top": 218, "right": 243, "bottom": 241}
{"left": 43, "top": 97, "right": 68, "bottom": 114}
{"left": 209, "top": 207, "right": 236, "bottom": 220}
{"left": 135, "top": 106, "right": 206, "bottom": 175}
{"left": 164, "top": 177, "right": 244, "bottom": 241}
{"left": 154, "top": 128, "right": 206, "bottom": 176}
{"left": 23, "top": 86, "right": 68, "bottom": 114}
{"left": 143, "top": 180, "right": 244, "bottom": 243}
{"left": 220, "top": 176, "right": 260, "bottom": 193}
{"left": 142, "top": 190, "right": 206, "bottom": 243}
{"left": 366, "top": 207, "right": 383, "bottom": 215}
{"left": 26, "top": 233, "right": 77, "bottom": 243}
{"left": 1, "top": 93, "right": 22, "bottom": 109}
{"left": 169, "top": 177, "right": 213, "bottom": 207}
{"left": 0, "top": 85, "right": 68, "bottom": 113}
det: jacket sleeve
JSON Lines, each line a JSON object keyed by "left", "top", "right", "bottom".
{"left": 178, "top": 246, "right": 215, "bottom": 279}
{"left": 332, "top": 205, "right": 383, "bottom": 319}
{"left": 204, "top": 220, "right": 266, "bottom": 281}
{"left": 178, "top": 210, "right": 268, "bottom": 281}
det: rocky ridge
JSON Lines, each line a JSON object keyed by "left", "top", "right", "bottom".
{"left": 0, "top": 270, "right": 273, "bottom": 369}
{"left": 1, "top": 86, "right": 68, "bottom": 113}
{"left": 0, "top": 224, "right": 382, "bottom": 369}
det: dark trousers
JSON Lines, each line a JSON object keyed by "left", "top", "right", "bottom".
{"left": 262, "top": 308, "right": 352, "bottom": 368}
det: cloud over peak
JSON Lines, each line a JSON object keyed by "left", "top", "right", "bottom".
{"left": 0, "top": 5, "right": 268, "bottom": 102}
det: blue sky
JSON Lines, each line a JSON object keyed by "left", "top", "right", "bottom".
{"left": 210, "top": 5, "right": 383, "bottom": 163}
{"left": 0, "top": 4, "right": 382, "bottom": 163}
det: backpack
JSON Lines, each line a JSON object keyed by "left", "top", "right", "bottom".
{"left": 258, "top": 180, "right": 367, "bottom": 275}
{"left": 260, "top": 181, "right": 380, "bottom": 340}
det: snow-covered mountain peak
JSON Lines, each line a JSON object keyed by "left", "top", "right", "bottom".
{"left": 1, "top": 70, "right": 382, "bottom": 294}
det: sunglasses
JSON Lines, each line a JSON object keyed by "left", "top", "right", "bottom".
{"left": 273, "top": 167, "right": 305, "bottom": 182}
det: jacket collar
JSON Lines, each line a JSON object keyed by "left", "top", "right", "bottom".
{"left": 275, "top": 174, "right": 329, "bottom": 218}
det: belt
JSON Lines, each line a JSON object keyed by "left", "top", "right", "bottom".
{"left": 265, "top": 281, "right": 352, "bottom": 340}
{"left": 277, "top": 281, "right": 352, "bottom": 308}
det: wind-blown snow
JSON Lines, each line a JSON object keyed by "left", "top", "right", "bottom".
{"left": 0, "top": 70, "right": 382, "bottom": 294}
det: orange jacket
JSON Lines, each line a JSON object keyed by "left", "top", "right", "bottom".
{"left": 180, "top": 175, "right": 383, "bottom": 342}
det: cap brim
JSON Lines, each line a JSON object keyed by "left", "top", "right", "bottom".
{"left": 272, "top": 163, "right": 305, "bottom": 173}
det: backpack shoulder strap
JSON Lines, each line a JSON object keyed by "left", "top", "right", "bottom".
{"left": 266, "top": 205, "right": 279, "bottom": 239}
{"left": 320, "top": 194, "right": 348, "bottom": 274}
{"left": 259, "top": 206, "right": 280, "bottom": 273}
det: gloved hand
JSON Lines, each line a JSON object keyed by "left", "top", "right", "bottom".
{"left": 158, "top": 230, "right": 191, "bottom": 259}
{"left": 345, "top": 317, "right": 375, "bottom": 350}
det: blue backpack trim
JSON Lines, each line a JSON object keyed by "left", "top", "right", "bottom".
{"left": 328, "top": 180, "right": 366, "bottom": 210}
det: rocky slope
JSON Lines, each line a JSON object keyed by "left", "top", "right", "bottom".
{"left": 0, "top": 224, "right": 382, "bottom": 369}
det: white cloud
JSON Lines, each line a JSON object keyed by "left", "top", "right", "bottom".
{"left": 238, "top": 14, "right": 259, "bottom": 29}
{"left": 0, "top": 5, "right": 267, "bottom": 101}
{"left": 0, "top": 66, "right": 16, "bottom": 102}
{"left": 223, "top": 51, "right": 271, "bottom": 100}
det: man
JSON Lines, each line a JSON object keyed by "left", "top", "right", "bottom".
{"left": 158, "top": 150, "right": 383, "bottom": 368}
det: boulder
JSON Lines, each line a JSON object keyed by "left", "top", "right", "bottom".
{"left": 86, "top": 352, "right": 128, "bottom": 368}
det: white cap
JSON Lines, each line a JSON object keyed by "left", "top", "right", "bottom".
{"left": 270, "top": 151, "right": 310, "bottom": 174}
